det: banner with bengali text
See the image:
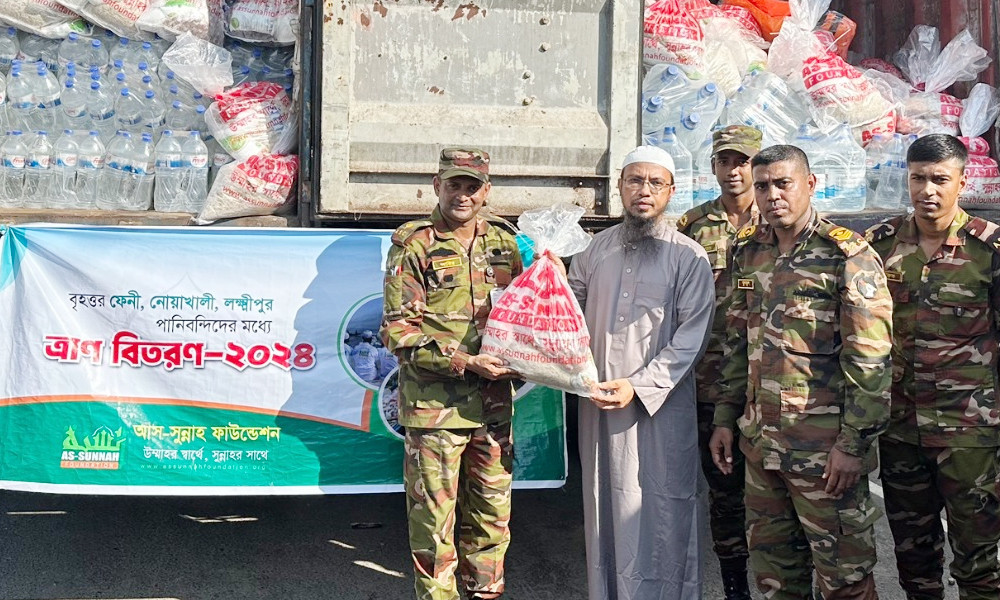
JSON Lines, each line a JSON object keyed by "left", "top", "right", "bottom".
{"left": 0, "top": 225, "right": 566, "bottom": 495}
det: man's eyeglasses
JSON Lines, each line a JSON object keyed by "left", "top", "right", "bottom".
{"left": 624, "top": 176, "right": 673, "bottom": 193}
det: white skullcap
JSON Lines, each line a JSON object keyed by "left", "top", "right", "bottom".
{"left": 621, "top": 145, "right": 675, "bottom": 174}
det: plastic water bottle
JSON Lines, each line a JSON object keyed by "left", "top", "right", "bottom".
{"left": 124, "top": 131, "right": 155, "bottom": 211}
{"left": 865, "top": 134, "right": 888, "bottom": 205}
{"left": 138, "top": 42, "right": 160, "bottom": 71}
{"left": 153, "top": 130, "right": 185, "bottom": 211}
{"left": 82, "top": 39, "right": 109, "bottom": 74}
{"left": 693, "top": 127, "right": 722, "bottom": 203}
{"left": 140, "top": 74, "right": 158, "bottom": 98}
{"left": 59, "top": 62, "right": 77, "bottom": 87}
{"left": 60, "top": 80, "right": 89, "bottom": 131}
{"left": 47, "top": 129, "right": 78, "bottom": 208}
{"left": 18, "top": 34, "right": 56, "bottom": 71}
{"left": 641, "top": 63, "right": 689, "bottom": 100}
{"left": 823, "top": 123, "right": 867, "bottom": 212}
{"left": 97, "top": 130, "right": 132, "bottom": 210}
{"left": 115, "top": 88, "right": 144, "bottom": 135}
{"left": 674, "top": 112, "right": 702, "bottom": 154}
{"left": 657, "top": 127, "right": 694, "bottom": 216}
{"left": 140, "top": 90, "right": 165, "bottom": 139}
{"left": 0, "top": 75, "right": 6, "bottom": 134}
{"left": 165, "top": 100, "right": 194, "bottom": 133}
{"left": 57, "top": 32, "right": 83, "bottom": 69}
{"left": 109, "top": 38, "right": 133, "bottom": 67}
{"left": 87, "top": 81, "right": 117, "bottom": 143}
{"left": 0, "top": 27, "right": 18, "bottom": 75}
{"left": 232, "top": 65, "right": 252, "bottom": 87}
{"left": 75, "top": 130, "right": 104, "bottom": 208}
{"left": 32, "top": 63, "right": 62, "bottom": 133}
{"left": 247, "top": 47, "right": 266, "bottom": 79}
{"left": 21, "top": 130, "right": 52, "bottom": 208}
{"left": 872, "top": 134, "right": 908, "bottom": 211}
{"left": 7, "top": 68, "right": 34, "bottom": 133}
{"left": 641, "top": 96, "right": 671, "bottom": 138}
{"left": 793, "top": 125, "right": 831, "bottom": 210}
{"left": 0, "top": 130, "right": 26, "bottom": 206}
{"left": 181, "top": 130, "right": 209, "bottom": 213}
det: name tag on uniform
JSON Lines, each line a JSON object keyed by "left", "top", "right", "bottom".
{"left": 737, "top": 278, "right": 754, "bottom": 290}
{"left": 886, "top": 270, "right": 903, "bottom": 283}
{"left": 432, "top": 257, "right": 462, "bottom": 270}
{"left": 490, "top": 287, "right": 506, "bottom": 306}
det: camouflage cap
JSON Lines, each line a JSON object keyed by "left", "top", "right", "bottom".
{"left": 438, "top": 147, "right": 490, "bottom": 182}
{"left": 713, "top": 125, "right": 763, "bottom": 158}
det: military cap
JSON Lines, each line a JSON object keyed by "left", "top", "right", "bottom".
{"left": 439, "top": 147, "right": 490, "bottom": 182}
{"left": 713, "top": 125, "right": 763, "bottom": 158}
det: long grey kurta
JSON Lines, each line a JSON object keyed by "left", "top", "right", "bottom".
{"left": 568, "top": 223, "right": 715, "bottom": 600}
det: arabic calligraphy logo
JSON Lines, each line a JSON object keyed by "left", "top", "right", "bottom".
{"left": 60, "top": 426, "right": 126, "bottom": 470}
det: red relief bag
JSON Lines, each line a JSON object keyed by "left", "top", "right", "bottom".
{"left": 479, "top": 204, "right": 599, "bottom": 397}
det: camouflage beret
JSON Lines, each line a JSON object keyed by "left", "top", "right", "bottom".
{"left": 439, "top": 147, "right": 490, "bottom": 182}
{"left": 713, "top": 125, "right": 763, "bottom": 158}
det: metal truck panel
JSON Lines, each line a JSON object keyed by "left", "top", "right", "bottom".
{"left": 314, "top": 0, "right": 642, "bottom": 220}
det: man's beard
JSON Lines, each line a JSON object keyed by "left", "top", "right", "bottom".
{"left": 620, "top": 211, "right": 664, "bottom": 256}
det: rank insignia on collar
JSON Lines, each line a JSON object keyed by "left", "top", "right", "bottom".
{"left": 737, "top": 225, "right": 756, "bottom": 240}
{"left": 737, "top": 278, "right": 754, "bottom": 290}
{"left": 885, "top": 270, "right": 903, "bottom": 283}
{"left": 677, "top": 214, "right": 688, "bottom": 228}
{"left": 432, "top": 257, "right": 462, "bottom": 270}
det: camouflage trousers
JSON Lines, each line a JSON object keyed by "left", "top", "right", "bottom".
{"left": 404, "top": 422, "right": 513, "bottom": 600}
{"left": 743, "top": 439, "right": 880, "bottom": 599}
{"left": 879, "top": 438, "right": 1000, "bottom": 600}
{"left": 697, "top": 400, "right": 749, "bottom": 570}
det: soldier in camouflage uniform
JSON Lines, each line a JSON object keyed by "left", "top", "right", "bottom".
{"left": 677, "top": 124, "right": 762, "bottom": 600}
{"left": 380, "top": 148, "right": 523, "bottom": 600}
{"left": 865, "top": 134, "right": 1000, "bottom": 600}
{"left": 709, "top": 145, "right": 892, "bottom": 599}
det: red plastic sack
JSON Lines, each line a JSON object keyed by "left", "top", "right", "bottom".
{"left": 480, "top": 255, "right": 599, "bottom": 397}
{"left": 718, "top": 4, "right": 764, "bottom": 39}
{"left": 643, "top": 0, "right": 705, "bottom": 68}
{"left": 958, "top": 137, "right": 1000, "bottom": 206}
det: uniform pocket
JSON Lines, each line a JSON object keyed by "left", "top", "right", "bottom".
{"left": 778, "top": 388, "right": 840, "bottom": 451}
{"left": 936, "top": 287, "right": 990, "bottom": 339}
{"left": 838, "top": 498, "right": 881, "bottom": 536}
{"left": 782, "top": 297, "right": 838, "bottom": 355}
{"left": 934, "top": 366, "right": 1000, "bottom": 428}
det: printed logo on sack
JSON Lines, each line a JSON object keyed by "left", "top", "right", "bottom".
{"left": 60, "top": 426, "right": 126, "bottom": 470}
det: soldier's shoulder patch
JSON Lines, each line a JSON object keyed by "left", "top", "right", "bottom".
{"left": 964, "top": 217, "right": 1000, "bottom": 256}
{"left": 677, "top": 201, "right": 712, "bottom": 232}
{"left": 735, "top": 223, "right": 757, "bottom": 241}
{"left": 818, "top": 222, "right": 867, "bottom": 257}
{"left": 391, "top": 219, "right": 434, "bottom": 247}
{"left": 863, "top": 216, "right": 903, "bottom": 244}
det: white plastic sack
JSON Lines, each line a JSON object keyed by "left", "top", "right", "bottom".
{"left": 137, "top": 0, "right": 224, "bottom": 45}
{"left": 57, "top": 0, "right": 152, "bottom": 40}
{"left": 702, "top": 16, "right": 767, "bottom": 96}
{"left": 225, "top": 0, "right": 298, "bottom": 46}
{"left": 893, "top": 25, "right": 940, "bottom": 86}
{"left": 162, "top": 32, "right": 233, "bottom": 96}
{"left": 205, "top": 82, "right": 298, "bottom": 160}
{"left": 768, "top": 0, "right": 894, "bottom": 142}
{"left": 195, "top": 153, "right": 299, "bottom": 224}
{"left": 480, "top": 204, "right": 599, "bottom": 397}
{"left": 0, "top": 0, "right": 85, "bottom": 39}
{"left": 960, "top": 84, "right": 1000, "bottom": 139}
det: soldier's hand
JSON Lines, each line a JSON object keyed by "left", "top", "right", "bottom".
{"left": 824, "top": 447, "right": 863, "bottom": 498}
{"left": 709, "top": 427, "right": 735, "bottom": 475}
{"left": 543, "top": 250, "right": 568, "bottom": 279}
{"left": 591, "top": 379, "right": 635, "bottom": 410}
{"left": 467, "top": 354, "right": 517, "bottom": 381}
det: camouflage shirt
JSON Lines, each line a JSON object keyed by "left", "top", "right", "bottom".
{"left": 381, "top": 207, "right": 523, "bottom": 429}
{"left": 678, "top": 197, "right": 761, "bottom": 404}
{"left": 716, "top": 210, "right": 893, "bottom": 474}
{"left": 866, "top": 210, "right": 1000, "bottom": 447}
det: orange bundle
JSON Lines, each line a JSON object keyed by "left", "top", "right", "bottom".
{"left": 816, "top": 10, "right": 856, "bottom": 58}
